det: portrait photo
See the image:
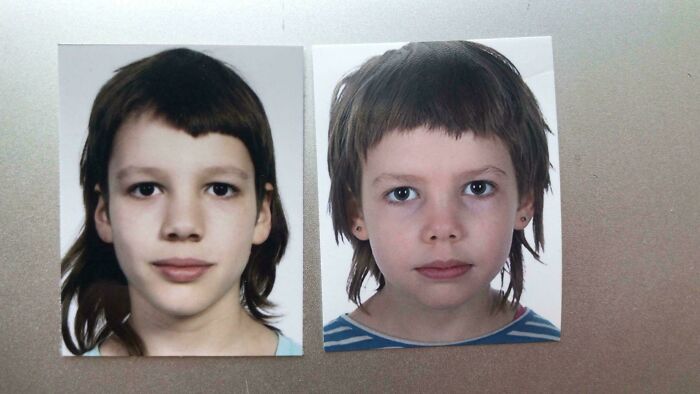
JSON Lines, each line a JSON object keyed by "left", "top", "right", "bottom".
{"left": 59, "top": 45, "right": 303, "bottom": 356}
{"left": 314, "top": 37, "right": 562, "bottom": 352}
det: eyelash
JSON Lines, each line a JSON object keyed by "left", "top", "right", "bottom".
{"left": 385, "top": 186, "right": 419, "bottom": 203}
{"left": 383, "top": 181, "right": 496, "bottom": 204}
{"left": 463, "top": 181, "right": 496, "bottom": 197}
{"left": 128, "top": 182, "right": 162, "bottom": 198}
{"left": 127, "top": 182, "right": 239, "bottom": 198}
{"left": 205, "top": 183, "right": 239, "bottom": 198}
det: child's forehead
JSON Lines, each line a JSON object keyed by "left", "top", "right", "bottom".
{"left": 360, "top": 127, "right": 514, "bottom": 176}
{"left": 365, "top": 127, "right": 505, "bottom": 155}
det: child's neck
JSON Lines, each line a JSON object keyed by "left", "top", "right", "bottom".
{"left": 350, "top": 286, "right": 515, "bottom": 343}
{"left": 102, "top": 290, "right": 277, "bottom": 356}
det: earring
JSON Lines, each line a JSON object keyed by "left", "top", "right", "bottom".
{"left": 520, "top": 216, "right": 527, "bottom": 222}
{"left": 355, "top": 225, "right": 362, "bottom": 231}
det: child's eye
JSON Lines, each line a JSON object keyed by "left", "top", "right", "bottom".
{"left": 206, "top": 183, "right": 238, "bottom": 197}
{"left": 463, "top": 181, "right": 495, "bottom": 196}
{"left": 129, "top": 183, "right": 162, "bottom": 198}
{"left": 386, "top": 186, "right": 418, "bottom": 202}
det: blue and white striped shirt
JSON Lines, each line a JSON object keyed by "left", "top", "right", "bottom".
{"left": 323, "top": 308, "right": 560, "bottom": 352}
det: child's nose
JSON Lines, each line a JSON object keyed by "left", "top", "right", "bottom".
{"left": 161, "top": 194, "right": 204, "bottom": 241}
{"left": 420, "top": 197, "right": 464, "bottom": 243}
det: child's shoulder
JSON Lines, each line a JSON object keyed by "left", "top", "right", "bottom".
{"left": 322, "top": 308, "right": 560, "bottom": 352}
{"left": 469, "top": 307, "right": 560, "bottom": 345}
{"left": 323, "top": 314, "right": 430, "bottom": 352}
{"left": 323, "top": 314, "right": 396, "bottom": 352}
{"left": 82, "top": 347, "right": 101, "bottom": 356}
{"left": 275, "top": 332, "right": 303, "bottom": 356}
{"left": 80, "top": 334, "right": 303, "bottom": 356}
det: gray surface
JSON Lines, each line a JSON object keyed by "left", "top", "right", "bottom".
{"left": 1, "top": 0, "right": 698, "bottom": 392}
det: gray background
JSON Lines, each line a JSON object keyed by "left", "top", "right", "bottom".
{"left": 1, "top": 0, "right": 697, "bottom": 392}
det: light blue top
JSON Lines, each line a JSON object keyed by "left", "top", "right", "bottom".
{"left": 275, "top": 333, "right": 303, "bottom": 356}
{"left": 83, "top": 333, "right": 301, "bottom": 356}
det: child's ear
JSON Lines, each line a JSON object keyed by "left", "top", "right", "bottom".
{"left": 349, "top": 199, "right": 369, "bottom": 241}
{"left": 514, "top": 192, "right": 535, "bottom": 231}
{"left": 94, "top": 186, "right": 113, "bottom": 243}
{"left": 351, "top": 214, "right": 369, "bottom": 241}
{"left": 252, "top": 183, "right": 273, "bottom": 245}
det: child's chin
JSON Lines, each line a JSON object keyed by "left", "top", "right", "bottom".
{"left": 150, "top": 298, "right": 213, "bottom": 319}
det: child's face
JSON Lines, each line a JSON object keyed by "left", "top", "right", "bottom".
{"left": 352, "top": 127, "right": 533, "bottom": 310}
{"left": 95, "top": 114, "right": 271, "bottom": 318}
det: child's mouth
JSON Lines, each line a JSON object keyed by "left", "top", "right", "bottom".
{"left": 152, "top": 258, "right": 214, "bottom": 283}
{"left": 415, "top": 260, "right": 472, "bottom": 280}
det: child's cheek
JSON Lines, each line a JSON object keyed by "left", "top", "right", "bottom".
{"left": 388, "top": 200, "right": 422, "bottom": 219}
{"left": 122, "top": 198, "right": 163, "bottom": 224}
{"left": 462, "top": 197, "right": 498, "bottom": 217}
{"left": 109, "top": 197, "right": 162, "bottom": 243}
{"left": 362, "top": 203, "right": 409, "bottom": 247}
{"left": 369, "top": 203, "right": 422, "bottom": 242}
{"left": 463, "top": 191, "right": 515, "bottom": 219}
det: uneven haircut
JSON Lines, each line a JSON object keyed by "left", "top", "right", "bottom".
{"left": 327, "top": 41, "right": 551, "bottom": 308}
{"left": 61, "top": 48, "right": 288, "bottom": 355}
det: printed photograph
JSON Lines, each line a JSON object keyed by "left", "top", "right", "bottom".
{"left": 59, "top": 45, "right": 303, "bottom": 356}
{"left": 314, "top": 37, "right": 562, "bottom": 352}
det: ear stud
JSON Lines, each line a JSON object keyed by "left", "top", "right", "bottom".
{"left": 355, "top": 225, "right": 362, "bottom": 231}
{"left": 520, "top": 217, "right": 527, "bottom": 222}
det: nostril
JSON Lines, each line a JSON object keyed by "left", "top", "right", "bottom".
{"left": 166, "top": 232, "right": 202, "bottom": 241}
{"left": 426, "top": 231, "right": 461, "bottom": 242}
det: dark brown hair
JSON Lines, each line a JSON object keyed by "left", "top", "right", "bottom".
{"left": 61, "top": 48, "right": 288, "bottom": 355}
{"left": 327, "top": 41, "right": 551, "bottom": 308}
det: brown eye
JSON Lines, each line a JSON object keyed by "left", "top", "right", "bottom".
{"left": 207, "top": 183, "right": 238, "bottom": 197}
{"left": 129, "top": 183, "right": 161, "bottom": 198}
{"left": 139, "top": 185, "right": 155, "bottom": 196}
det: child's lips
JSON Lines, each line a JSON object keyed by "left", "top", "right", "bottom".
{"left": 415, "top": 259, "right": 473, "bottom": 280}
{"left": 152, "top": 258, "right": 214, "bottom": 283}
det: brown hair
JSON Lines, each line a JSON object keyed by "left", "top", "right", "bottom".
{"left": 327, "top": 41, "right": 551, "bottom": 308}
{"left": 61, "top": 48, "right": 288, "bottom": 355}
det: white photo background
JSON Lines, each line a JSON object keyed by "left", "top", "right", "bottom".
{"left": 59, "top": 45, "right": 304, "bottom": 352}
{"left": 313, "top": 37, "right": 562, "bottom": 328}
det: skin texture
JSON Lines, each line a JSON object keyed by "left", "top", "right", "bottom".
{"left": 94, "top": 113, "right": 277, "bottom": 355}
{"left": 350, "top": 127, "right": 533, "bottom": 342}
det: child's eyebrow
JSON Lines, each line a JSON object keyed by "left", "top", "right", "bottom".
{"left": 371, "top": 174, "right": 423, "bottom": 186}
{"left": 200, "top": 165, "right": 251, "bottom": 180}
{"left": 458, "top": 166, "right": 508, "bottom": 178}
{"left": 115, "top": 166, "right": 251, "bottom": 181}
{"left": 115, "top": 166, "right": 167, "bottom": 181}
{"left": 371, "top": 166, "right": 508, "bottom": 186}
